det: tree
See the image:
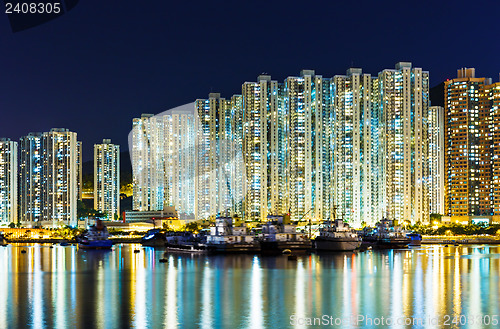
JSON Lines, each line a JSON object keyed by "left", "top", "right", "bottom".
{"left": 8, "top": 222, "right": 15, "bottom": 228}
{"left": 184, "top": 222, "right": 200, "bottom": 233}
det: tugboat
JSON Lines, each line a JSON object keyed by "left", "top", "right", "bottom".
{"left": 141, "top": 228, "right": 166, "bottom": 247}
{"left": 314, "top": 210, "right": 361, "bottom": 251}
{"left": 77, "top": 220, "right": 113, "bottom": 249}
{"left": 259, "top": 214, "right": 311, "bottom": 255}
{"left": 362, "top": 219, "right": 411, "bottom": 249}
{"left": 206, "top": 217, "right": 259, "bottom": 253}
{"left": 0, "top": 232, "right": 8, "bottom": 247}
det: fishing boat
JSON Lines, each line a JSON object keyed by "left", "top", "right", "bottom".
{"left": 314, "top": 218, "right": 361, "bottom": 252}
{"left": 165, "top": 232, "right": 208, "bottom": 252}
{"left": 78, "top": 220, "right": 113, "bottom": 249}
{"left": 362, "top": 219, "right": 411, "bottom": 249}
{"left": 206, "top": 217, "right": 260, "bottom": 253}
{"left": 259, "top": 214, "right": 311, "bottom": 255}
{"left": 141, "top": 228, "right": 166, "bottom": 247}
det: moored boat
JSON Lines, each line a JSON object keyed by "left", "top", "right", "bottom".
{"left": 259, "top": 215, "right": 311, "bottom": 255}
{"left": 314, "top": 219, "right": 361, "bottom": 252}
{"left": 206, "top": 217, "right": 260, "bottom": 253}
{"left": 77, "top": 220, "right": 113, "bottom": 249}
{"left": 361, "top": 219, "right": 411, "bottom": 249}
{"left": 141, "top": 229, "right": 166, "bottom": 247}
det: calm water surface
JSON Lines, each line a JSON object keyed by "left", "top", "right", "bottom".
{"left": 1, "top": 244, "right": 499, "bottom": 328}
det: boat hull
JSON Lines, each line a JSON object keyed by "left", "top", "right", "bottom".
{"left": 207, "top": 243, "right": 260, "bottom": 254}
{"left": 79, "top": 240, "right": 113, "bottom": 249}
{"left": 260, "top": 240, "right": 312, "bottom": 255}
{"left": 141, "top": 237, "right": 166, "bottom": 247}
{"left": 362, "top": 237, "right": 411, "bottom": 249}
{"left": 314, "top": 238, "right": 361, "bottom": 251}
{"left": 166, "top": 243, "right": 207, "bottom": 253}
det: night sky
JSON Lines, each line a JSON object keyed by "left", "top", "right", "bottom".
{"left": 1, "top": 0, "right": 499, "bottom": 160}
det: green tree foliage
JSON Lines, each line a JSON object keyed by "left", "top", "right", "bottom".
{"left": 184, "top": 222, "right": 200, "bottom": 233}
{"left": 409, "top": 222, "right": 500, "bottom": 236}
{"left": 77, "top": 200, "right": 105, "bottom": 219}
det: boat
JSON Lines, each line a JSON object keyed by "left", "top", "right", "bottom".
{"left": 165, "top": 232, "right": 208, "bottom": 252}
{"left": 206, "top": 217, "right": 260, "bottom": 253}
{"left": 314, "top": 218, "right": 361, "bottom": 252}
{"left": 361, "top": 219, "right": 411, "bottom": 249}
{"left": 0, "top": 232, "right": 8, "bottom": 246}
{"left": 259, "top": 214, "right": 312, "bottom": 255}
{"left": 406, "top": 233, "right": 422, "bottom": 246}
{"left": 141, "top": 229, "right": 166, "bottom": 247}
{"left": 77, "top": 220, "right": 113, "bottom": 249}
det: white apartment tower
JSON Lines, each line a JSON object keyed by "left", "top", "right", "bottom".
{"left": 286, "top": 71, "right": 333, "bottom": 222}
{"left": 164, "top": 109, "right": 197, "bottom": 219}
{"left": 379, "top": 62, "right": 430, "bottom": 224}
{"left": 19, "top": 133, "right": 43, "bottom": 225}
{"left": 0, "top": 139, "right": 18, "bottom": 225}
{"left": 334, "top": 69, "right": 383, "bottom": 226}
{"left": 131, "top": 114, "right": 165, "bottom": 211}
{"left": 242, "top": 77, "right": 286, "bottom": 221}
{"left": 428, "top": 106, "right": 445, "bottom": 215}
{"left": 196, "top": 94, "right": 244, "bottom": 220}
{"left": 94, "top": 139, "right": 120, "bottom": 219}
{"left": 41, "top": 129, "right": 80, "bottom": 226}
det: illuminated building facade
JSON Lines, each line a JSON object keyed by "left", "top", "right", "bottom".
{"left": 489, "top": 81, "right": 500, "bottom": 215}
{"left": 131, "top": 114, "right": 165, "bottom": 211}
{"left": 0, "top": 139, "right": 18, "bottom": 225}
{"left": 94, "top": 139, "right": 120, "bottom": 219}
{"left": 445, "top": 68, "right": 491, "bottom": 217}
{"left": 19, "top": 133, "right": 43, "bottom": 224}
{"left": 286, "top": 71, "right": 333, "bottom": 222}
{"left": 242, "top": 76, "right": 286, "bottom": 221}
{"left": 428, "top": 106, "right": 445, "bottom": 215}
{"left": 195, "top": 94, "right": 244, "bottom": 220}
{"left": 130, "top": 63, "right": 433, "bottom": 225}
{"left": 41, "top": 129, "right": 81, "bottom": 226}
{"left": 379, "top": 62, "right": 430, "bottom": 224}
{"left": 164, "top": 109, "right": 197, "bottom": 219}
{"left": 132, "top": 109, "right": 198, "bottom": 218}
{"left": 333, "top": 69, "right": 383, "bottom": 226}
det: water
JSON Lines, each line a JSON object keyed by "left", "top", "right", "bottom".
{"left": 1, "top": 244, "right": 500, "bottom": 328}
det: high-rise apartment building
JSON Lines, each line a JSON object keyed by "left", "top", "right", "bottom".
{"left": 131, "top": 108, "right": 197, "bottom": 217}
{"left": 242, "top": 77, "right": 285, "bottom": 222}
{"left": 94, "top": 139, "right": 120, "bottom": 219}
{"left": 488, "top": 81, "right": 500, "bottom": 215}
{"left": 286, "top": 71, "right": 334, "bottom": 223}
{"left": 0, "top": 139, "right": 17, "bottom": 225}
{"left": 379, "top": 62, "right": 430, "bottom": 224}
{"left": 428, "top": 106, "right": 445, "bottom": 215}
{"left": 130, "top": 62, "right": 433, "bottom": 226}
{"left": 18, "top": 129, "right": 81, "bottom": 227}
{"left": 333, "top": 69, "right": 383, "bottom": 226}
{"left": 445, "top": 68, "right": 491, "bottom": 217}
{"left": 131, "top": 114, "right": 165, "bottom": 211}
{"left": 41, "top": 129, "right": 80, "bottom": 226}
{"left": 196, "top": 94, "right": 244, "bottom": 220}
{"left": 165, "top": 108, "right": 197, "bottom": 218}
{"left": 19, "top": 133, "right": 43, "bottom": 224}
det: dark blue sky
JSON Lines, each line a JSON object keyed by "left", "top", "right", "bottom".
{"left": 1, "top": 0, "right": 499, "bottom": 160}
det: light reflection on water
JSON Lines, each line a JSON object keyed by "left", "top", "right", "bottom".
{"left": 0, "top": 244, "right": 500, "bottom": 328}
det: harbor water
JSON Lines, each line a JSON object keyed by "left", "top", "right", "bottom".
{"left": 1, "top": 244, "right": 499, "bottom": 328}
